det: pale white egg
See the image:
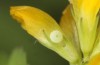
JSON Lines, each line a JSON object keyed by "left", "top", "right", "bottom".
{"left": 50, "top": 30, "right": 63, "bottom": 43}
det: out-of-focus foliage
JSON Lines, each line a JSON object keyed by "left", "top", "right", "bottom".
{"left": 0, "top": 48, "right": 27, "bottom": 65}
{"left": 0, "top": 52, "right": 8, "bottom": 65}
{"left": 8, "top": 48, "right": 27, "bottom": 65}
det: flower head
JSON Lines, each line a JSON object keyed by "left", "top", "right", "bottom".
{"left": 10, "top": 6, "right": 81, "bottom": 63}
{"left": 10, "top": 0, "right": 100, "bottom": 65}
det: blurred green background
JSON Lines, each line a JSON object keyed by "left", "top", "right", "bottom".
{"left": 0, "top": 0, "right": 69, "bottom": 65}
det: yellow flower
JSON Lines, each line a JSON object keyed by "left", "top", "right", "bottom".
{"left": 10, "top": 6, "right": 81, "bottom": 64}
{"left": 10, "top": 0, "right": 100, "bottom": 65}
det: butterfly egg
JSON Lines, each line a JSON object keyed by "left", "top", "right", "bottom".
{"left": 50, "top": 30, "right": 63, "bottom": 43}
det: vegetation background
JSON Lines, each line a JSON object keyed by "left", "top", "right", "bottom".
{"left": 0, "top": 0, "right": 69, "bottom": 65}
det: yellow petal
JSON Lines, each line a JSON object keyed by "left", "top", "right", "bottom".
{"left": 10, "top": 6, "right": 62, "bottom": 45}
{"left": 68, "top": 0, "right": 82, "bottom": 18}
{"left": 68, "top": 0, "right": 82, "bottom": 9}
{"left": 90, "top": 20, "right": 100, "bottom": 58}
{"left": 72, "top": 0, "right": 100, "bottom": 59}
{"left": 81, "top": 0, "right": 100, "bottom": 19}
{"left": 81, "top": 0, "right": 100, "bottom": 29}
{"left": 70, "top": 0, "right": 100, "bottom": 29}
{"left": 59, "top": 4, "right": 82, "bottom": 64}
{"left": 60, "top": 5, "right": 75, "bottom": 40}
{"left": 60, "top": 5, "right": 81, "bottom": 54}
{"left": 87, "top": 53, "right": 100, "bottom": 65}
